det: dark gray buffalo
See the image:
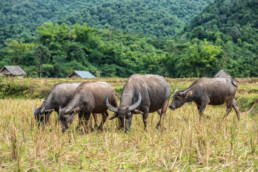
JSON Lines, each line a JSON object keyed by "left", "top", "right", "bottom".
{"left": 214, "top": 70, "right": 238, "bottom": 107}
{"left": 34, "top": 83, "right": 81, "bottom": 126}
{"left": 34, "top": 83, "right": 98, "bottom": 127}
{"left": 59, "top": 81, "right": 117, "bottom": 132}
{"left": 106, "top": 74, "right": 171, "bottom": 131}
{"left": 169, "top": 77, "right": 240, "bottom": 120}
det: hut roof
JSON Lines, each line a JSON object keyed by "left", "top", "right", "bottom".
{"left": 0, "top": 66, "right": 26, "bottom": 76}
{"left": 67, "top": 71, "right": 95, "bottom": 78}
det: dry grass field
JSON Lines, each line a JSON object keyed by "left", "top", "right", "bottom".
{"left": 0, "top": 78, "right": 257, "bottom": 171}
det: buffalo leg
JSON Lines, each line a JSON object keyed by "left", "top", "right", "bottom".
{"left": 92, "top": 113, "right": 98, "bottom": 128}
{"left": 98, "top": 111, "right": 108, "bottom": 130}
{"left": 83, "top": 112, "right": 91, "bottom": 132}
{"left": 77, "top": 112, "right": 83, "bottom": 130}
{"left": 233, "top": 99, "right": 238, "bottom": 107}
{"left": 156, "top": 100, "right": 169, "bottom": 129}
{"left": 223, "top": 108, "right": 232, "bottom": 119}
{"left": 142, "top": 112, "right": 148, "bottom": 131}
{"left": 156, "top": 109, "right": 162, "bottom": 129}
{"left": 197, "top": 103, "right": 208, "bottom": 121}
{"left": 156, "top": 110, "right": 165, "bottom": 129}
{"left": 223, "top": 99, "right": 233, "bottom": 119}
{"left": 232, "top": 102, "right": 240, "bottom": 120}
{"left": 43, "top": 113, "right": 51, "bottom": 125}
{"left": 77, "top": 111, "right": 91, "bottom": 132}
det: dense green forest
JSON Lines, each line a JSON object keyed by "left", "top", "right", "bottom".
{"left": 0, "top": 0, "right": 257, "bottom": 78}
{"left": 0, "top": 0, "right": 213, "bottom": 47}
{"left": 177, "top": 0, "right": 258, "bottom": 77}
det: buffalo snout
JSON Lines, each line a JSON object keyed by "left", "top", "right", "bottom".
{"left": 169, "top": 104, "right": 176, "bottom": 110}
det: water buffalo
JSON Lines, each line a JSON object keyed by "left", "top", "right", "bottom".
{"left": 214, "top": 70, "right": 238, "bottom": 107}
{"left": 106, "top": 74, "right": 171, "bottom": 131}
{"left": 169, "top": 77, "right": 240, "bottom": 120}
{"left": 33, "top": 83, "right": 98, "bottom": 127}
{"left": 59, "top": 81, "right": 117, "bottom": 132}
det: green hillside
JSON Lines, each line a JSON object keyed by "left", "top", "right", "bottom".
{"left": 63, "top": 0, "right": 213, "bottom": 37}
{"left": 0, "top": 0, "right": 257, "bottom": 78}
{"left": 186, "top": 0, "right": 257, "bottom": 44}
{"left": 166, "top": 0, "right": 258, "bottom": 77}
{"left": 0, "top": 0, "right": 213, "bottom": 47}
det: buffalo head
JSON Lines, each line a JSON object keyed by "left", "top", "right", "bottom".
{"left": 58, "top": 106, "right": 79, "bottom": 132}
{"left": 169, "top": 88, "right": 193, "bottom": 110}
{"left": 33, "top": 107, "right": 53, "bottom": 126}
{"left": 106, "top": 91, "right": 142, "bottom": 130}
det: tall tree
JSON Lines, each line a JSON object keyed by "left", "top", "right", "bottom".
{"left": 34, "top": 45, "right": 50, "bottom": 77}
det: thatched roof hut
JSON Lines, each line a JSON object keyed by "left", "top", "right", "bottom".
{"left": 0, "top": 66, "right": 26, "bottom": 78}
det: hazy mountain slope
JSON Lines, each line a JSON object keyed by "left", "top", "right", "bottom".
{"left": 185, "top": 0, "right": 257, "bottom": 45}
{"left": 64, "top": 0, "right": 213, "bottom": 37}
{"left": 0, "top": 0, "right": 91, "bottom": 46}
{"left": 0, "top": 0, "right": 213, "bottom": 47}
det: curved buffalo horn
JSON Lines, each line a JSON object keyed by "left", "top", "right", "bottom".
{"left": 109, "top": 113, "right": 118, "bottom": 120}
{"left": 106, "top": 95, "right": 118, "bottom": 112}
{"left": 33, "top": 107, "right": 36, "bottom": 113}
{"left": 40, "top": 106, "right": 45, "bottom": 113}
{"left": 129, "top": 91, "right": 142, "bottom": 111}
{"left": 65, "top": 108, "right": 72, "bottom": 114}
{"left": 173, "top": 88, "right": 178, "bottom": 96}
{"left": 33, "top": 107, "right": 37, "bottom": 119}
{"left": 59, "top": 106, "right": 62, "bottom": 118}
{"left": 179, "top": 88, "right": 190, "bottom": 96}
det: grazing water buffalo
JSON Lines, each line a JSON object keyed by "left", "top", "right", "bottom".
{"left": 169, "top": 77, "right": 240, "bottom": 120}
{"left": 33, "top": 83, "right": 98, "bottom": 127}
{"left": 214, "top": 70, "right": 238, "bottom": 107}
{"left": 106, "top": 74, "right": 171, "bottom": 131}
{"left": 59, "top": 81, "right": 117, "bottom": 132}
{"left": 34, "top": 83, "right": 80, "bottom": 126}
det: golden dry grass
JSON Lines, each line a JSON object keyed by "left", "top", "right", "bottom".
{"left": 0, "top": 98, "right": 257, "bottom": 171}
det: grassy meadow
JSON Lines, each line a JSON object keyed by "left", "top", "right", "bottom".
{"left": 0, "top": 78, "right": 257, "bottom": 171}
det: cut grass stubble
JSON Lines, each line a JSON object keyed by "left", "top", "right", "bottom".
{"left": 0, "top": 99, "right": 257, "bottom": 171}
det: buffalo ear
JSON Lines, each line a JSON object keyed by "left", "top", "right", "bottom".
{"left": 186, "top": 91, "right": 193, "bottom": 98}
{"left": 109, "top": 113, "right": 118, "bottom": 120}
{"left": 132, "top": 109, "right": 143, "bottom": 114}
{"left": 73, "top": 107, "right": 80, "bottom": 113}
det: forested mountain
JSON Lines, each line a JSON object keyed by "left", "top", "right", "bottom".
{"left": 0, "top": 0, "right": 91, "bottom": 47}
{"left": 63, "top": 0, "right": 213, "bottom": 37}
{"left": 185, "top": 0, "right": 257, "bottom": 44}
{"left": 0, "top": 0, "right": 257, "bottom": 78}
{"left": 170, "top": 0, "right": 258, "bottom": 77}
{"left": 0, "top": 0, "right": 213, "bottom": 47}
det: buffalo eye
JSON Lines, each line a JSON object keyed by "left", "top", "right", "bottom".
{"left": 127, "top": 112, "right": 132, "bottom": 118}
